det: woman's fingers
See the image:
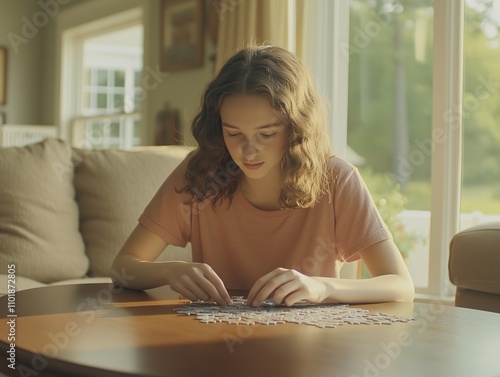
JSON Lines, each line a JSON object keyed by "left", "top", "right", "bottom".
{"left": 247, "top": 268, "right": 294, "bottom": 307}
{"left": 271, "top": 279, "right": 301, "bottom": 305}
{"left": 247, "top": 269, "right": 328, "bottom": 307}
{"left": 171, "top": 263, "right": 231, "bottom": 305}
{"left": 197, "top": 266, "right": 232, "bottom": 305}
{"left": 172, "top": 264, "right": 325, "bottom": 308}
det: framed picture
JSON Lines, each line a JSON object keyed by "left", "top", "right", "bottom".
{"left": 160, "top": 0, "right": 204, "bottom": 72}
{"left": 0, "top": 47, "right": 7, "bottom": 105}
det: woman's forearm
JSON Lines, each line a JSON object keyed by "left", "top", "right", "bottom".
{"left": 316, "top": 274, "right": 415, "bottom": 304}
{"left": 111, "top": 255, "right": 184, "bottom": 290}
{"left": 111, "top": 255, "right": 232, "bottom": 305}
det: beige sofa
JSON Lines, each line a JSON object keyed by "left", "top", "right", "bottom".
{"left": 449, "top": 222, "right": 500, "bottom": 313}
{"left": 0, "top": 138, "right": 192, "bottom": 295}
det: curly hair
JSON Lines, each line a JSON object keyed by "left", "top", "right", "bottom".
{"left": 182, "top": 44, "right": 332, "bottom": 209}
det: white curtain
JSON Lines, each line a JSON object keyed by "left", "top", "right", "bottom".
{"left": 215, "top": 0, "right": 308, "bottom": 71}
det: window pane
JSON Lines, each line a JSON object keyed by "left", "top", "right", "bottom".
{"left": 96, "top": 69, "right": 108, "bottom": 86}
{"left": 90, "top": 122, "right": 103, "bottom": 139}
{"left": 97, "top": 93, "right": 107, "bottom": 109}
{"left": 461, "top": 0, "right": 500, "bottom": 226}
{"left": 113, "top": 94, "right": 125, "bottom": 110}
{"left": 109, "top": 121, "right": 120, "bottom": 138}
{"left": 114, "top": 70, "right": 125, "bottom": 87}
{"left": 348, "top": 0, "right": 434, "bottom": 287}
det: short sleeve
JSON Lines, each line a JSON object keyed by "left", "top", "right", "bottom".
{"left": 138, "top": 156, "right": 193, "bottom": 247}
{"left": 331, "top": 158, "right": 392, "bottom": 262}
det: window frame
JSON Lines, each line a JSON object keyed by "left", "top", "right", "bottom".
{"left": 426, "top": 0, "right": 464, "bottom": 299}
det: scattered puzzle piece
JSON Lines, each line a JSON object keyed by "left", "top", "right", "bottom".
{"left": 173, "top": 297, "right": 414, "bottom": 328}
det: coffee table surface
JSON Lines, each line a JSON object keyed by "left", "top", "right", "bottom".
{"left": 1, "top": 283, "right": 500, "bottom": 377}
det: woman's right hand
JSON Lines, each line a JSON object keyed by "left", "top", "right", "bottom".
{"left": 166, "top": 262, "right": 232, "bottom": 306}
{"left": 112, "top": 224, "right": 231, "bottom": 305}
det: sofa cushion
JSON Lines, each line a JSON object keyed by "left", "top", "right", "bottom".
{"left": 49, "top": 276, "right": 113, "bottom": 286}
{"left": 0, "top": 139, "right": 89, "bottom": 283}
{"left": 73, "top": 145, "right": 192, "bottom": 277}
{"left": 0, "top": 275, "right": 112, "bottom": 296}
{"left": 0, "top": 274, "right": 46, "bottom": 296}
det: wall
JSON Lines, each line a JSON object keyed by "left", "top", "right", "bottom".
{"left": 0, "top": 0, "right": 83, "bottom": 126}
{"left": 0, "top": 1, "right": 45, "bottom": 124}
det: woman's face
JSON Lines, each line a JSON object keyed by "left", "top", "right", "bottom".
{"left": 220, "top": 95, "right": 288, "bottom": 182}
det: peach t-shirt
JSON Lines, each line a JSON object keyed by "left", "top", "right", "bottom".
{"left": 139, "top": 156, "right": 391, "bottom": 290}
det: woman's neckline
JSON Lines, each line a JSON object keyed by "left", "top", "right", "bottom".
{"left": 235, "top": 187, "right": 293, "bottom": 218}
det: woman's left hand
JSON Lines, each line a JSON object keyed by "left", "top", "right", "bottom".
{"left": 246, "top": 268, "right": 328, "bottom": 307}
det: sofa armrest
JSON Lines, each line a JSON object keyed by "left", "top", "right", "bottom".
{"left": 449, "top": 222, "right": 500, "bottom": 296}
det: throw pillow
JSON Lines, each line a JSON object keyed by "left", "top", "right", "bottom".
{"left": 73, "top": 145, "right": 192, "bottom": 277}
{"left": 0, "top": 138, "right": 89, "bottom": 283}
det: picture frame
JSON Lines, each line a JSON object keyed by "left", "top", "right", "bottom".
{"left": 160, "top": 0, "right": 204, "bottom": 72}
{"left": 0, "top": 47, "right": 7, "bottom": 105}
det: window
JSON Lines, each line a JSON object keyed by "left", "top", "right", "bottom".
{"left": 83, "top": 68, "right": 129, "bottom": 114}
{"left": 347, "top": 1, "right": 434, "bottom": 288}
{"left": 81, "top": 30, "right": 143, "bottom": 116}
{"left": 60, "top": 9, "right": 143, "bottom": 149}
{"left": 303, "top": 0, "right": 498, "bottom": 299}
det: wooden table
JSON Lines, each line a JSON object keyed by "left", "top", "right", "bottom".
{"left": 1, "top": 283, "right": 500, "bottom": 377}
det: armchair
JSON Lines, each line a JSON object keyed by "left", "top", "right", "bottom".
{"left": 449, "top": 222, "right": 500, "bottom": 313}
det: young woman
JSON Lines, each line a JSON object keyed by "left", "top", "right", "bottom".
{"left": 111, "top": 45, "right": 414, "bottom": 307}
